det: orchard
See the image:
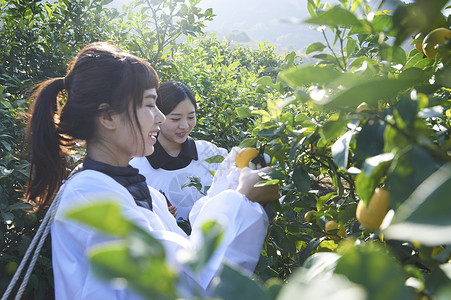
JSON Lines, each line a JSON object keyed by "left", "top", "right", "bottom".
{"left": 1, "top": 0, "right": 451, "bottom": 299}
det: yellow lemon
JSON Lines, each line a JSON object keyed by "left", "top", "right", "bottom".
{"left": 356, "top": 188, "right": 389, "bottom": 232}
{"left": 325, "top": 220, "right": 346, "bottom": 239}
{"left": 422, "top": 27, "right": 451, "bottom": 59}
{"left": 235, "top": 147, "right": 259, "bottom": 168}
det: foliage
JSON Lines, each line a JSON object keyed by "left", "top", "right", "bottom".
{"left": 240, "top": 0, "right": 451, "bottom": 298}
{"left": 110, "top": 0, "right": 215, "bottom": 67}
{"left": 2, "top": 0, "right": 451, "bottom": 299}
{"left": 0, "top": 0, "right": 121, "bottom": 298}
{"left": 162, "top": 35, "right": 289, "bottom": 149}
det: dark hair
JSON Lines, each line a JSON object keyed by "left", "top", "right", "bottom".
{"left": 156, "top": 81, "right": 197, "bottom": 115}
{"left": 26, "top": 42, "right": 159, "bottom": 209}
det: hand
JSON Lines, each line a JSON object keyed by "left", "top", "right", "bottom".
{"left": 236, "top": 166, "right": 280, "bottom": 206}
{"left": 168, "top": 205, "right": 177, "bottom": 218}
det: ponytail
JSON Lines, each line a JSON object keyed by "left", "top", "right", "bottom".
{"left": 25, "top": 41, "right": 160, "bottom": 210}
{"left": 26, "top": 77, "right": 67, "bottom": 210}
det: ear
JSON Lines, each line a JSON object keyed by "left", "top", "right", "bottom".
{"left": 96, "top": 103, "right": 119, "bottom": 130}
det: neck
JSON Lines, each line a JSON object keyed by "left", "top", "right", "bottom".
{"left": 158, "top": 136, "right": 182, "bottom": 157}
{"left": 87, "top": 140, "right": 130, "bottom": 167}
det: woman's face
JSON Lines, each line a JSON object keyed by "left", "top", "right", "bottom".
{"left": 158, "top": 98, "right": 196, "bottom": 145}
{"left": 116, "top": 88, "right": 166, "bottom": 161}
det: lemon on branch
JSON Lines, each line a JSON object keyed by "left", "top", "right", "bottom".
{"left": 356, "top": 188, "right": 389, "bottom": 232}
{"left": 235, "top": 147, "right": 259, "bottom": 168}
{"left": 422, "top": 27, "right": 451, "bottom": 59}
{"left": 325, "top": 220, "right": 346, "bottom": 239}
{"left": 235, "top": 146, "right": 270, "bottom": 169}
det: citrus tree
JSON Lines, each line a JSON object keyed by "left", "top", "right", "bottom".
{"left": 2, "top": 0, "right": 451, "bottom": 299}
{"left": 235, "top": 0, "right": 451, "bottom": 298}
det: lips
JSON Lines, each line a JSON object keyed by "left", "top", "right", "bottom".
{"left": 176, "top": 132, "right": 188, "bottom": 138}
{"left": 149, "top": 129, "right": 160, "bottom": 142}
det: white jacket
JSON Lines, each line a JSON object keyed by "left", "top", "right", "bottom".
{"left": 51, "top": 169, "right": 268, "bottom": 299}
{"left": 130, "top": 140, "right": 228, "bottom": 220}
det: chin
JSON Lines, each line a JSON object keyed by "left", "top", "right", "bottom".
{"left": 137, "top": 146, "right": 155, "bottom": 158}
{"left": 176, "top": 136, "right": 188, "bottom": 144}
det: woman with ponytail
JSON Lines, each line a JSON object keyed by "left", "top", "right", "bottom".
{"left": 26, "top": 42, "right": 279, "bottom": 299}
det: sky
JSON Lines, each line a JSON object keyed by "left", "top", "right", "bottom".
{"left": 111, "top": 0, "right": 451, "bottom": 54}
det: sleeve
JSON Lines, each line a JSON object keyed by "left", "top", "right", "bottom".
{"left": 205, "top": 147, "right": 242, "bottom": 198}
{"left": 188, "top": 190, "right": 269, "bottom": 289}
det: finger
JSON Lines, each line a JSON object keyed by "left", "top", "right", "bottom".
{"left": 258, "top": 166, "right": 275, "bottom": 173}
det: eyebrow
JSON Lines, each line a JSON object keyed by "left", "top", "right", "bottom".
{"left": 144, "top": 94, "right": 157, "bottom": 99}
{"left": 169, "top": 111, "right": 196, "bottom": 116}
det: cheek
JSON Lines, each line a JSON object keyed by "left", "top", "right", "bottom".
{"left": 143, "top": 111, "right": 155, "bottom": 127}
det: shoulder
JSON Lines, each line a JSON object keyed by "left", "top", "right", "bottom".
{"left": 60, "top": 170, "right": 132, "bottom": 210}
{"left": 129, "top": 156, "right": 152, "bottom": 170}
{"left": 195, "top": 140, "right": 228, "bottom": 159}
{"left": 67, "top": 169, "right": 118, "bottom": 189}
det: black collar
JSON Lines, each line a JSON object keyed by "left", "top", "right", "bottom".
{"left": 82, "top": 156, "right": 153, "bottom": 211}
{"left": 147, "top": 137, "right": 198, "bottom": 170}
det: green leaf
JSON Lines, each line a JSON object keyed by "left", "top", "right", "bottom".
{"left": 281, "top": 65, "right": 341, "bottom": 88}
{"left": 387, "top": 145, "right": 438, "bottom": 207}
{"left": 180, "top": 220, "right": 223, "bottom": 273}
{"left": 335, "top": 242, "right": 414, "bottom": 300}
{"left": 306, "top": 42, "right": 326, "bottom": 55}
{"left": 384, "top": 163, "right": 451, "bottom": 246}
{"left": 302, "top": 252, "right": 340, "bottom": 281}
{"left": 65, "top": 201, "right": 134, "bottom": 237}
{"left": 292, "top": 165, "right": 311, "bottom": 194}
{"left": 332, "top": 130, "right": 355, "bottom": 170}
{"left": 304, "top": 6, "right": 361, "bottom": 27}
{"left": 395, "top": 94, "right": 418, "bottom": 130}
{"left": 236, "top": 106, "right": 252, "bottom": 118}
{"left": 346, "top": 37, "right": 357, "bottom": 55}
{"left": 213, "top": 264, "right": 269, "bottom": 300}
{"left": 89, "top": 240, "right": 177, "bottom": 299}
{"left": 353, "top": 119, "right": 386, "bottom": 165}
{"left": 254, "top": 179, "right": 280, "bottom": 187}
{"left": 204, "top": 155, "right": 225, "bottom": 164}
{"left": 277, "top": 252, "right": 366, "bottom": 300}
{"left": 238, "top": 138, "right": 257, "bottom": 148}
{"left": 380, "top": 45, "right": 407, "bottom": 65}
{"left": 7, "top": 201, "right": 33, "bottom": 211}
{"left": 371, "top": 14, "right": 394, "bottom": 35}
{"left": 255, "top": 76, "right": 276, "bottom": 91}
{"left": 320, "top": 114, "right": 349, "bottom": 142}
{"left": 320, "top": 78, "right": 423, "bottom": 110}
{"left": 355, "top": 153, "right": 394, "bottom": 205}
{"left": 405, "top": 51, "right": 433, "bottom": 69}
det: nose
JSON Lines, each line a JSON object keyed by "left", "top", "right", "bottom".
{"left": 179, "top": 118, "right": 189, "bottom": 129}
{"left": 156, "top": 107, "right": 166, "bottom": 125}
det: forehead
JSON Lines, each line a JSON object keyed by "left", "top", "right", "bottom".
{"left": 143, "top": 88, "right": 157, "bottom": 99}
{"left": 169, "top": 98, "right": 196, "bottom": 114}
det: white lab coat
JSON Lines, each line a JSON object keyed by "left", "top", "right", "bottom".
{"left": 51, "top": 169, "right": 268, "bottom": 299}
{"left": 130, "top": 140, "right": 228, "bottom": 221}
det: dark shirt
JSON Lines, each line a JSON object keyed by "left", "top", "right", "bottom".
{"left": 147, "top": 137, "right": 198, "bottom": 170}
{"left": 82, "top": 156, "right": 153, "bottom": 211}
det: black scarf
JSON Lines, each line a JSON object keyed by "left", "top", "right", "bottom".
{"left": 147, "top": 137, "right": 198, "bottom": 170}
{"left": 81, "top": 156, "right": 153, "bottom": 211}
